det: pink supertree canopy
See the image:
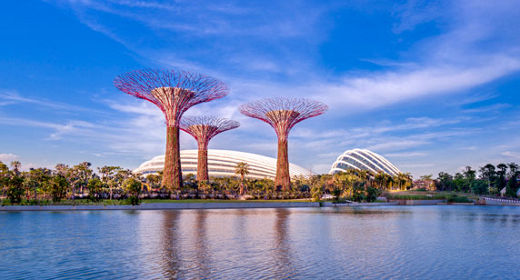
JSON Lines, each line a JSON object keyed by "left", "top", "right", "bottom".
{"left": 239, "top": 97, "right": 328, "bottom": 138}
{"left": 114, "top": 69, "right": 228, "bottom": 126}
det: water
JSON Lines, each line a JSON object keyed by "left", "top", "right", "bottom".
{"left": 1, "top": 206, "right": 520, "bottom": 279}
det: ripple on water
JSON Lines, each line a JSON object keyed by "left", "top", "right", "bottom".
{"left": 1, "top": 206, "right": 520, "bottom": 279}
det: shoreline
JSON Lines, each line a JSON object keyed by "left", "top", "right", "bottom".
{"left": 0, "top": 200, "right": 485, "bottom": 211}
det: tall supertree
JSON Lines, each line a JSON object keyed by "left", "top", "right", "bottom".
{"left": 239, "top": 97, "right": 327, "bottom": 190}
{"left": 180, "top": 116, "right": 239, "bottom": 182}
{"left": 114, "top": 69, "right": 228, "bottom": 190}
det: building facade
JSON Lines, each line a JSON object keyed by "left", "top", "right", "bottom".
{"left": 134, "top": 149, "right": 311, "bottom": 180}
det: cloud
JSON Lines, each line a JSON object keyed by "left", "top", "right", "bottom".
{"left": 0, "top": 153, "right": 18, "bottom": 163}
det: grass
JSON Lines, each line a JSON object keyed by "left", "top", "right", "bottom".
{"left": 384, "top": 190, "right": 477, "bottom": 202}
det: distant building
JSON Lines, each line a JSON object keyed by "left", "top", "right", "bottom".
{"left": 134, "top": 149, "right": 311, "bottom": 180}
{"left": 329, "top": 148, "right": 401, "bottom": 176}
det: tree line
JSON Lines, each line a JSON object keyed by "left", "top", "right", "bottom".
{"left": 0, "top": 160, "right": 414, "bottom": 205}
{"left": 434, "top": 163, "right": 519, "bottom": 197}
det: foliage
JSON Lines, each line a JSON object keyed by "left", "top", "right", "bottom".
{"left": 48, "top": 174, "right": 68, "bottom": 202}
{"left": 87, "top": 178, "right": 103, "bottom": 202}
{"left": 123, "top": 178, "right": 142, "bottom": 205}
{"left": 6, "top": 176, "right": 24, "bottom": 204}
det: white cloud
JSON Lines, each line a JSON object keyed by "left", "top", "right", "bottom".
{"left": 0, "top": 153, "right": 18, "bottom": 163}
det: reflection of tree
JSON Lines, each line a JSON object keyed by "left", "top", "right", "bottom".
{"left": 193, "top": 210, "right": 210, "bottom": 279}
{"left": 160, "top": 210, "right": 180, "bottom": 279}
{"left": 273, "top": 208, "right": 294, "bottom": 278}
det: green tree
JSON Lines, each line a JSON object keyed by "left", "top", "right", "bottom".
{"left": 123, "top": 178, "right": 142, "bottom": 205}
{"left": 6, "top": 176, "right": 24, "bottom": 204}
{"left": 48, "top": 174, "right": 68, "bottom": 202}
{"left": 98, "top": 166, "right": 121, "bottom": 200}
{"left": 480, "top": 164, "right": 496, "bottom": 194}
{"left": 86, "top": 177, "right": 103, "bottom": 202}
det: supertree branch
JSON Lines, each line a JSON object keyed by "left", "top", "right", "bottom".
{"left": 114, "top": 69, "right": 228, "bottom": 190}
{"left": 181, "top": 116, "right": 240, "bottom": 182}
{"left": 239, "top": 97, "right": 328, "bottom": 190}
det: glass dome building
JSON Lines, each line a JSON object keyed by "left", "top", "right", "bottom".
{"left": 134, "top": 149, "right": 311, "bottom": 180}
{"left": 329, "top": 148, "right": 400, "bottom": 176}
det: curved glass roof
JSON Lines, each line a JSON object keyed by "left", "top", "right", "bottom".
{"left": 329, "top": 148, "right": 400, "bottom": 176}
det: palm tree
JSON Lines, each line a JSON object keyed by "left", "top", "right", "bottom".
{"left": 10, "top": 161, "right": 21, "bottom": 175}
{"left": 235, "top": 162, "right": 249, "bottom": 195}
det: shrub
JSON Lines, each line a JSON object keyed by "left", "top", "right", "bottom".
{"left": 365, "top": 186, "right": 382, "bottom": 202}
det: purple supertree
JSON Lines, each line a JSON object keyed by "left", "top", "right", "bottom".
{"left": 180, "top": 116, "right": 239, "bottom": 182}
{"left": 114, "top": 69, "right": 228, "bottom": 190}
{"left": 239, "top": 97, "right": 327, "bottom": 190}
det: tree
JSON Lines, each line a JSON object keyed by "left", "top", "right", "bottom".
{"left": 87, "top": 178, "right": 103, "bottom": 202}
{"left": 70, "top": 162, "right": 93, "bottom": 197}
{"left": 180, "top": 116, "right": 239, "bottom": 182}
{"left": 480, "top": 164, "right": 496, "bottom": 194}
{"left": 123, "top": 178, "right": 142, "bottom": 205}
{"left": 114, "top": 69, "right": 228, "bottom": 190}
{"left": 98, "top": 166, "right": 121, "bottom": 200}
{"left": 10, "top": 161, "right": 21, "bottom": 175}
{"left": 240, "top": 97, "right": 327, "bottom": 191}
{"left": 6, "top": 175, "right": 24, "bottom": 204}
{"left": 48, "top": 174, "right": 68, "bottom": 202}
{"left": 235, "top": 162, "right": 249, "bottom": 195}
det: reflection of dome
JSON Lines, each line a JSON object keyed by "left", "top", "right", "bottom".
{"left": 329, "top": 148, "right": 400, "bottom": 176}
{"left": 134, "top": 149, "right": 311, "bottom": 180}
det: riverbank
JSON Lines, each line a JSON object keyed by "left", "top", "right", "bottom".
{"left": 0, "top": 199, "right": 478, "bottom": 211}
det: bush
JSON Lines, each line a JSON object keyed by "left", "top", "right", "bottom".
{"left": 123, "top": 178, "right": 142, "bottom": 205}
{"left": 447, "top": 195, "right": 472, "bottom": 203}
{"left": 365, "top": 186, "right": 382, "bottom": 202}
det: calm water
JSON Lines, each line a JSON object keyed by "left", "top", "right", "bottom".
{"left": 1, "top": 206, "right": 520, "bottom": 279}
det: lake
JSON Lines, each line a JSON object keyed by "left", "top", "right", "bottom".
{"left": 1, "top": 206, "right": 520, "bottom": 279}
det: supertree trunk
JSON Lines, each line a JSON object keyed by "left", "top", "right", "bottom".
{"left": 197, "top": 141, "right": 209, "bottom": 182}
{"left": 275, "top": 136, "right": 291, "bottom": 191}
{"left": 163, "top": 125, "right": 183, "bottom": 190}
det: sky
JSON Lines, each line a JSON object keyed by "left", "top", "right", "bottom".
{"left": 1, "top": 0, "right": 519, "bottom": 177}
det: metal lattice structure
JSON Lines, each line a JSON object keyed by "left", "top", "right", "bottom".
{"left": 114, "top": 69, "right": 228, "bottom": 190}
{"left": 239, "top": 97, "right": 327, "bottom": 190}
{"left": 180, "top": 116, "right": 239, "bottom": 182}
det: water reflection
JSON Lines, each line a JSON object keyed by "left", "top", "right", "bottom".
{"left": 160, "top": 210, "right": 180, "bottom": 279}
{"left": 272, "top": 208, "right": 295, "bottom": 278}
{"left": 193, "top": 210, "right": 210, "bottom": 279}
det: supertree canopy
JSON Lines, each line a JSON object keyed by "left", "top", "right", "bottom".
{"left": 239, "top": 97, "right": 327, "bottom": 190}
{"left": 114, "top": 69, "right": 228, "bottom": 190}
{"left": 180, "top": 116, "right": 240, "bottom": 182}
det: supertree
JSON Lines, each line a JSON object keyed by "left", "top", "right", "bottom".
{"left": 239, "top": 97, "right": 327, "bottom": 190}
{"left": 114, "top": 69, "right": 228, "bottom": 190}
{"left": 180, "top": 116, "right": 239, "bottom": 182}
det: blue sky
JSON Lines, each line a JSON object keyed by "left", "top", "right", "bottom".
{"left": 1, "top": 0, "right": 519, "bottom": 177}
